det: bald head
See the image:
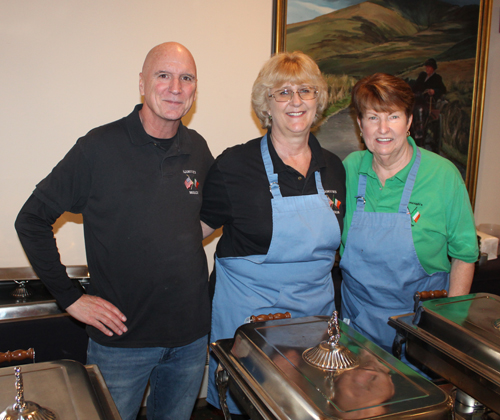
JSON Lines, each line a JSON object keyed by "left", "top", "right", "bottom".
{"left": 142, "top": 42, "right": 196, "bottom": 79}
{"left": 139, "top": 42, "right": 198, "bottom": 138}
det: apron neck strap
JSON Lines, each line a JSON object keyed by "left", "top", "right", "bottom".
{"left": 355, "top": 174, "right": 368, "bottom": 211}
{"left": 261, "top": 135, "right": 324, "bottom": 198}
{"left": 356, "top": 147, "right": 422, "bottom": 213}
{"left": 261, "top": 135, "right": 281, "bottom": 198}
{"left": 315, "top": 171, "right": 325, "bottom": 194}
{"left": 398, "top": 148, "right": 421, "bottom": 213}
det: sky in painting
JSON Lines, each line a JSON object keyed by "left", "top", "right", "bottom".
{"left": 287, "top": 0, "right": 481, "bottom": 24}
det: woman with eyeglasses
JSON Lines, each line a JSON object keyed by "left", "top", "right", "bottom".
{"left": 201, "top": 51, "right": 345, "bottom": 418}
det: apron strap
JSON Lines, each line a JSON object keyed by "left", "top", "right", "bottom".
{"left": 355, "top": 174, "right": 368, "bottom": 212}
{"left": 261, "top": 135, "right": 326, "bottom": 199}
{"left": 315, "top": 171, "right": 325, "bottom": 194}
{"left": 398, "top": 148, "right": 421, "bottom": 213}
{"left": 355, "top": 147, "right": 422, "bottom": 214}
{"left": 261, "top": 135, "right": 282, "bottom": 199}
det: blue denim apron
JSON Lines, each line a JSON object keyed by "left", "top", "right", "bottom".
{"left": 340, "top": 149, "right": 449, "bottom": 353}
{"left": 207, "top": 135, "right": 341, "bottom": 413}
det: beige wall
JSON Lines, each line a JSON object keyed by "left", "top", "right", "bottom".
{"left": 1, "top": 0, "right": 499, "bottom": 268}
{"left": 0, "top": 0, "right": 270, "bottom": 267}
{"left": 475, "top": 0, "right": 500, "bottom": 225}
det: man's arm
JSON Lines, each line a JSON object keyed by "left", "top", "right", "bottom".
{"left": 15, "top": 194, "right": 127, "bottom": 336}
{"left": 448, "top": 258, "right": 475, "bottom": 297}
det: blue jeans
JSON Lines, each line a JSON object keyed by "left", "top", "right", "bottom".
{"left": 87, "top": 335, "right": 208, "bottom": 420}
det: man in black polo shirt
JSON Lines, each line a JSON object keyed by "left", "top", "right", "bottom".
{"left": 15, "top": 42, "right": 213, "bottom": 420}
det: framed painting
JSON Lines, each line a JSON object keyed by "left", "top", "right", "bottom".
{"left": 272, "top": 0, "right": 492, "bottom": 207}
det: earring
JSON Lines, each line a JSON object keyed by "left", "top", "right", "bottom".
{"left": 407, "top": 130, "right": 410, "bottom": 137}
{"left": 360, "top": 132, "right": 363, "bottom": 138}
{"left": 269, "top": 115, "right": 272, "bottom": 121}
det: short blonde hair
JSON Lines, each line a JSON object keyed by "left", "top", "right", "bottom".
{"left": 251, "top": 51, "right": 328, "bottom": 129}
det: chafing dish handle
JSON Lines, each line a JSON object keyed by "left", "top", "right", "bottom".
{"left": 413, "top": 290, "right": 448, "bottom": 313}
{"left": 0, "top": 348, "right": 35, "bottom": 364}
{"left": 216, "top": 365, "right": 232, "bottom": 420}
{"left": 392, "top": 332, "right": 406, "bottom": 359}
{"left": 250, "top": 312, "right": 291, "bottom": 323}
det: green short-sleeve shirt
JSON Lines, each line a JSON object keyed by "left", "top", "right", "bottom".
{"left": 341, "top": 137, "right": 478, "bottom": 274}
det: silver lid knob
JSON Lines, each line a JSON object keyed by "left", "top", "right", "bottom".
{"left": 0, "top": 367, "right": 57, "bottom": 420}
{"left": 303, "top": 311, "right": 359, "bottom": 371}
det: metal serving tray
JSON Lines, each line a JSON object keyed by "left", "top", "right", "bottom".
{"left": 389, "top": 293, "right": 500, "bottom": 413}
{"left": 212, "top": 316, "right": 451, "bottom": 420}
{"left": 0, "top": 265, "right": 90, "bottom": 319}
{"left": 0, "top": 360, "right": 121, "bottom": 420}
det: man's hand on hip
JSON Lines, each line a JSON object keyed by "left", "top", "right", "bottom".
{"left": 66, "top": 295, "right": 128, "bottom": 337}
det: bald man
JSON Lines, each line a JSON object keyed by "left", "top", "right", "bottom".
{"left": 15, "top": 42, "right": 213, "bottom": 420}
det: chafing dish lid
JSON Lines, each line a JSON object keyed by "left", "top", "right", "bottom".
{"left": 391, "top": 293, "right": 500, "bottom": 381}
{"left": 0, "top": 360, "right": 112, "bottom": 420}
{"left": 0, "top": 366, "right": 57, "bottom": 420}
{"left": 222, "top": 316, "right": 449, "bottom": 419}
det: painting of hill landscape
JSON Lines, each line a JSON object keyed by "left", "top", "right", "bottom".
{"left": 281, "top": 0, "right": 489, "bottom": 182}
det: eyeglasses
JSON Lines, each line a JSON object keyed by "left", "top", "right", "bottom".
{"left": 268, "top": 86, "right": 318, "bottom": 102}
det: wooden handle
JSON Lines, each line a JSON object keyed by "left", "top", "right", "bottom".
{"left": 416, "top": 290, "right": 448, "bottom": 300}
{"left": 250, "top": 312, "right": 291, "bottom": 323}
{"left": 0, "top": 348, "right": 35, "bottom": 364}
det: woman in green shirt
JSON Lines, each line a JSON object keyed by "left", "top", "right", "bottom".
{"left": 339, "top": 73, "right": 478, "bottom": 354}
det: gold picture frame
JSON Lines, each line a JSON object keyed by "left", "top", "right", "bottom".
{"left": 272, "top": 0, "right": 492, "bottom": 208}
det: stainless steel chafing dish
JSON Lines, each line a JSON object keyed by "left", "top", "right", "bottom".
{"left": 212, "top": 314, "right": 452, "bottom": 419}
{"left": 0, "top": 265, "right": 90, "bottom": 365}
{"left": 0, "top": 266, "right": 89, "bottom": 282}
{"left": 0, "top": 360, "right": 121, "bottom": 420}
{"left": 0, "top": 265, "right": 89, "bottom": 300}
{"left": 390, "top": 292, "right": 500, "bottom": 416}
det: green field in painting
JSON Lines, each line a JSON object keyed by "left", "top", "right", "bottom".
{"left": 287, "top": 0, "right": 479, "bottom": 167}
{"left": 287, "top": 0, "right": 479, "bottom": 78}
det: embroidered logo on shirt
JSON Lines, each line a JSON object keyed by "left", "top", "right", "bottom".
{"left": 325, "top": 190, "right": 341, "bottom": 214}
{"left": 183, "top": 170, "right": 199, "bottom": 195}
{"left": 409, "top": 202, "right": 423, "bottom": 225}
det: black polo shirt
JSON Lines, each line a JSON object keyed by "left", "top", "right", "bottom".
{"left": 200, "top": 132, "right": 346, "bottom": 259}
{"left": 16, "top": 104, "right": 214, "bottom": 348}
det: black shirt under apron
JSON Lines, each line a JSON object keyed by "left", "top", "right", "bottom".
{"left": 200, "top": 131, "right": 346, "bottom": 260}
